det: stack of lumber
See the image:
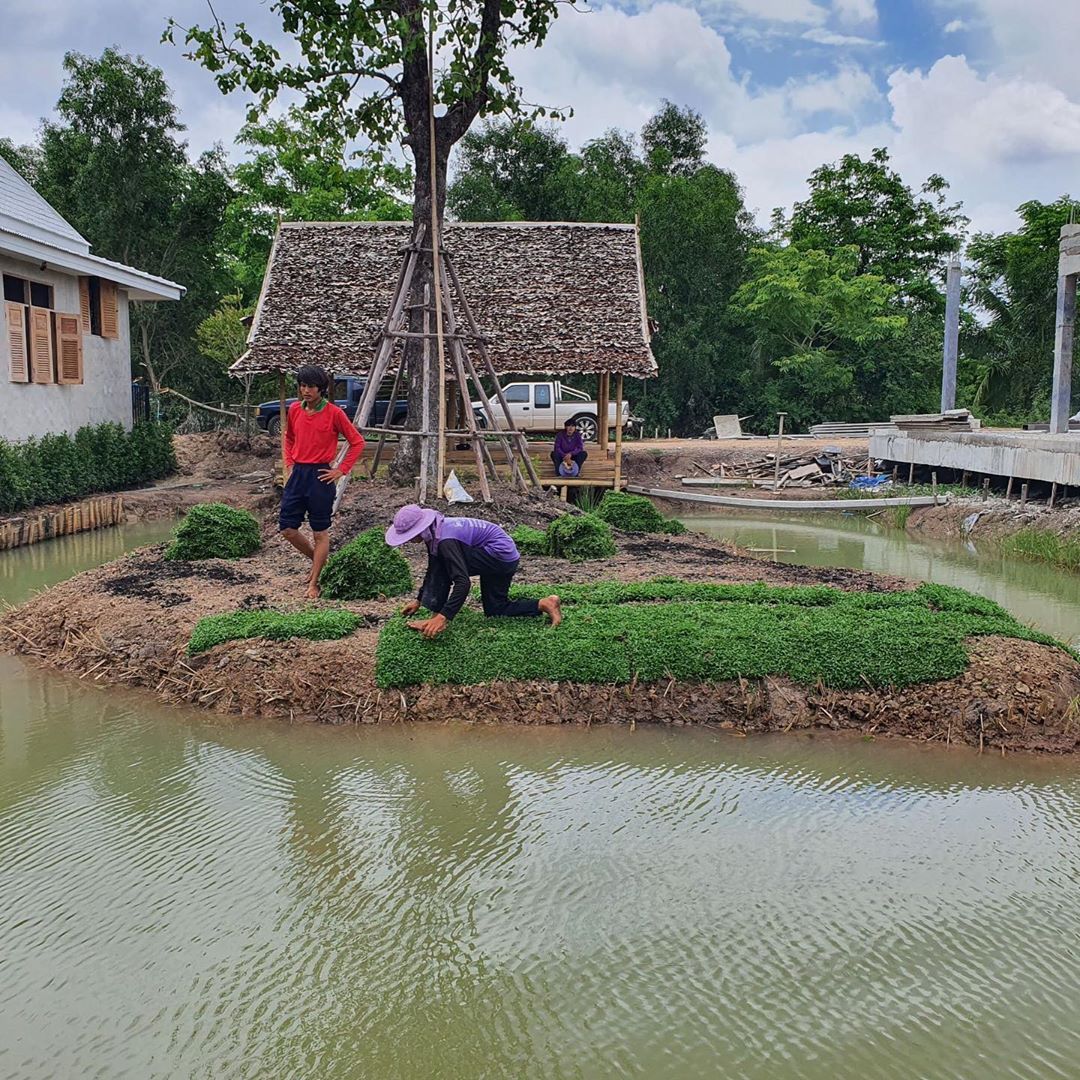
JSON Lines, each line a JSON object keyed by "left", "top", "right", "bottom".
{"left": 890, "top": 409, "right": 979, "bottom": 433}
{"left": 809, "top": 421, "right": 888, "bottom": 438}
{"left": 679, "top": 449, "right": 866, "bottom": 489}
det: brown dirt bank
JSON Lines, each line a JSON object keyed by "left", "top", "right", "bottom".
{"left": 5, "top": 475, "right": 1080, "bottom": 753}
{"left": 904, "top": 498, "right": 1080, "bottom": 544}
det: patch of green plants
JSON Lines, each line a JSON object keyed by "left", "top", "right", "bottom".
{"left": 544, "top": 513, "right": 617, "bottom": 562}
{"left": 510, "top": 524, "right": 549, "bottom": 556}
{"left": 376, "top": 580, "right": 1074, "bottom": 689}
{"left": 188, "top": 608, "right": 362, "bottom": 654}
{"left": 840, "top": 483, "right": 983, "bottom": 501}
{"left": 319, "top": 526, "right": 413, "bottom": 600}
{"left": 164, "top": 503, "right": 262, "bottom": 561}
{"left": 0, "top": 421, "right": 176, "bottom": 514}
{"left": 595, "top": 491, "right": 686, "bottom": 535}
{"left": 1000, "top": 527, "right": 1080, "bottom": 573}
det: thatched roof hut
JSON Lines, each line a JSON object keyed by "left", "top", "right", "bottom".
{"left": 231, "top": 221, "right": 656, "bottom": 379}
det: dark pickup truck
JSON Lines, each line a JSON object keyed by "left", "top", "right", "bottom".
{"left": 256, "top": 376, "right": 407, "bottom": 436}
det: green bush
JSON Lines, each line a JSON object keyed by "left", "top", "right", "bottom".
{"left": 376, "top": 580, "right": 1074, "bottom": 689}
{"left": 320, "top": 526, "right": 413, "bottom": 600}
{"left": 544, "top": 513, "right": 616, "bottom": 562}
{"left": 165, "top": 503, "right": 262, "bottom": 561}
{"left": 595, "top": 491, "right": 686, "bottom": 535}
{"left": 0, "top": 420, "right": 175, "bottom": 514}
{"left": 1000, "top": 527, "right": 1080, "bottom": 573}
{"left": 189, "top": 608, "right": 362, "bottom": 654}
{"left": 510, "top": 524, "right": 549, "bottom": 556}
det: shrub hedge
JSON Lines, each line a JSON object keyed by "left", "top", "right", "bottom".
{"left": 595, "top": 491, "right": 686, "bottom": 535}
{"left": 0, "top": 421, "right": 176, "bottom": 514}
{"left": 165, "top": 503, "right": 262, "bottom": 561}
{"left": 376, "top": 580, "right": 1072, "bottom": 689}
{"left": 189, "top": 608, "right": 362, "bottom": 654}
{"left": 320, "top": 526, "right": 413, "bottom": 600}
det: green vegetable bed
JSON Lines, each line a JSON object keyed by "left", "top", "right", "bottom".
{"left": 375, "top": 581, "right": 1073, "bottom": 690}
{"left": 189, "top": 608, "right": 362, "bottom": 654}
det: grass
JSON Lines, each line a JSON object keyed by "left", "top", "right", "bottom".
{"left": 1000, "top": 527, "right": 1080, "bottom": 573}
{"left": 510, "top": 524, "right": 548, "bottom": 556}
{"left": 164, "top": 503, "right": 261, "bottom": 561}
{"left": 594, "top": 491, "right": 686, "bottom": 535}
{"left": 840, "top": 483, "right": 983, "bottom": 500}
{"left": 319, "top": 526, "right": 413, "bottom": 600}
{"left": 543, "top": 513, "right": 617, "bottom": 561}
{"left": 189, "top": 608, "right": 362, "bottom": 654}
{"left": 376, "top": 580, "right": 1075, "bottom": 690}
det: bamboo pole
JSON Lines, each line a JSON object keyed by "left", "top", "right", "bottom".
{"left": 614, "top": 374, "right": 624, "bottom": 490}
{"left": 419, "top": 286, "right": 432, "bottom": 504}
{"left": 427, "top": 21, "right": 447, "bottom": 496}
{"left": 598, "top": 373, "right": 610, "bottom": 453}
{"left": 278, "top": 371, "right": 287, "bottom": 482}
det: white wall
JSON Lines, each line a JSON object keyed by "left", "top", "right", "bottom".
{"left": 0, "top": 252, "right": 132, "bottom": 442}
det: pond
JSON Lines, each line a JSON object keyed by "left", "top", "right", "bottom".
{"left": 2, "top": 518, "right": 1080, "bottom": 1078}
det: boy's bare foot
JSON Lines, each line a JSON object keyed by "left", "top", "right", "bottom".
{"left": 306, "top": 582, "right": 321, "bottom": 600}
{"left": 538, "top": 594, "right": 562, "bottom": 628}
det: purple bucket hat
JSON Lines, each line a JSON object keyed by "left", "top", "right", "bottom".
{"left": 385, "top": 504, "right": 438, "bottom": 547}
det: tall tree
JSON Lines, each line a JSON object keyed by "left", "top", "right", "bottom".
{"left": 0, "top": 139, "right": 41, "bottom": 185}
{"left": 964, "top": 197, "right": 1080, "bottom": 419}
{"left": 731, "top": 245, "right": 907, "bottom": 428}
{"left": 225, "top": 108, "right": 411, "bottom": 301}
{"left": 641, "top": 100, "right": 706, "bottom": 177}
{"left": 34, "top": 50, "right": 233, "bottom": 398}
{"left": 788, "top": 147, "right": 966, "bottom": 311}
{"left": 169, "top": 0, "right": 570, "bottom": 486}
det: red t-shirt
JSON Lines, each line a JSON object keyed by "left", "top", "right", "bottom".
{"left": 284, "top": 401, "right": 365, "bottom": 474}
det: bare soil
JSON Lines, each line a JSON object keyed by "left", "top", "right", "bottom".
{"left": 4, "top": 432, "right": 1080, "bottom": 752}
{"left": 905, "top": 498, "right": 1080, "bottom": 543}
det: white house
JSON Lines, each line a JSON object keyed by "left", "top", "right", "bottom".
{"left": 1, "top": 156, "right": 183, "bottom": 443}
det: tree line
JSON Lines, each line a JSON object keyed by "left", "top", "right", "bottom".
{"left": 2, "top": 48, "right": 1076, "bottom": 434}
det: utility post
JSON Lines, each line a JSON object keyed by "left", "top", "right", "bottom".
{"left": 773, "top": 412, "right": 787, "bottom": 491}
{"left": 1050, "top": 224, "right": 1080, "bottom": 434}
{"left": 940, "top": 254, "right": 961, "bottom": 412}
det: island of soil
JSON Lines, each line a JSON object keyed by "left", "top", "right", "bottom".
{"left": 5, "top": 446, "right": 1080, "bottom": 756}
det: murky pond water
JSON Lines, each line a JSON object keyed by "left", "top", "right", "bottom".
{"left": 680, "top": 512, "right": 1080, "bottom": 646}
{"left": 3, "top": 520, "right": 1080, "bottom": 1078}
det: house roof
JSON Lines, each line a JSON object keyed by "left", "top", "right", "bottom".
{"left": 231, "top": 221, "right": 656, "bottom": 379}
{"left": 0, "top": 156, "right": 185, "bottom": 302}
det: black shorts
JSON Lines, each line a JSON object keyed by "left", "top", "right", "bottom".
{"left": 279, "top": 462, "right": 335, "bottom": 533}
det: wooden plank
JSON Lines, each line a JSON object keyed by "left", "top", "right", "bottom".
{"left": 100, "top": 280, "right": 119, "bottom": 339}
{"left": 29, "top": 306, "right": 53, "bottom": 383}
{"left": 6, "top": 301, "right": 28, "bottom": 383}
{"left": 54, "top": 312, "right": 84, "bottom": 384}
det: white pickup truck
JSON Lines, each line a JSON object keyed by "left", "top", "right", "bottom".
{"left": 473, "top": 381, "right": 628, "bottom": 443}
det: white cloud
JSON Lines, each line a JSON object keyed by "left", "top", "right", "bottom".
{"left": 830, "top": 0, "right": 878, "bottom": 27}
{"left": 787, "top": 65, "right": 880, "bottom": 115}
{"left": 707, "top": 0, "right": 828, "bottom": 25}
{"left": 802, "top": 27, "right": 881, "bottom": 46}
{"left": 943, "top": 18, "right": 966, "bottom": 33}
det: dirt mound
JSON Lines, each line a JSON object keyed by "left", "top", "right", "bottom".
{"left": 173, "top": 432, "right": 276, "bottom": 480}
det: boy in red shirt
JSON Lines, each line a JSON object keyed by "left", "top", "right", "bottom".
{"left": 280, "top": 365, "right": 365, "bottom": 597}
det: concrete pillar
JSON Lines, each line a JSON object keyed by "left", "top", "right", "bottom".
{"left": 941, "top": 255, "right": 961, "bottom": 412}
{"left": 1051, "top": 225, "right": 1080, "bottom": 434}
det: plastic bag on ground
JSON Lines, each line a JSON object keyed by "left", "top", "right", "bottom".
{"left": 444, "top": 469, "right": 474, "bottom": 503}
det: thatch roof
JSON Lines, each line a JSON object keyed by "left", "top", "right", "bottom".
{"left": 231, "top": 221, "right": 656, "bottom": 379}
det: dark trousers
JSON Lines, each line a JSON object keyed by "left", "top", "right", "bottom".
{"left": 551, "top": 450, "right": 588, "bottom": 472}
{"left": 420, "top": 553, "right": 541, "bottom": 618}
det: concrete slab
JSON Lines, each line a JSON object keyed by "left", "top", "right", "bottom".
{"left": 870, "top": 428, "right": 1080, "bottom": 486}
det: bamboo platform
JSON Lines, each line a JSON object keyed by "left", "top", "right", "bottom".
{"left": 626, "top": 485, "right": 944, "bottom": 511}
{"left": 0, "top": 495, "right": 126, "bottom": 551}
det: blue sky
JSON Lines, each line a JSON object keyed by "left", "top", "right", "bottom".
{"left": 2, "top": 0, "right": 1079, "bottom": 237}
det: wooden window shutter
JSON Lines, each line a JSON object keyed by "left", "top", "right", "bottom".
{"left": 100, "top": 280, "right": 119, "bottom": 339}
{"left": 29, "top": 306, "right": 54, "bottom": 384}
{"left": 6, "top": 301, "right": 28, "bottom": 383}
{"left": 54, "top": 312, "right": 84, "bottom": 385}
{"left": 78, "top": 277, "right": 92, "bottom": 332}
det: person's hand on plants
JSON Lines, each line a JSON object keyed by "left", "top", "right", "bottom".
{"left": 408, "top": 614, "right": 447, "bottom": 639}
{"left": 401, "top": 599, "right": 421, "bottom": 617}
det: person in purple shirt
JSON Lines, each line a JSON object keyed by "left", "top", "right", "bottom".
{"left": 385, "top": 505, "right": 562, "bottom": 639}
{"left": 552, "top": 419, "right": 588, "bottom": 477}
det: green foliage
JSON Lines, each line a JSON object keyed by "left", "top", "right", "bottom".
{"left": 0, "top": 422, "right": 175, "bottom": 514}
{"left": 319, "top": 527, "right": 413, "bottom": 600}
{"left": 188, "top": 608, "right": 361, "bottom": 655}
{"left": 376, "top": 581, "right": 1073, "bottom": 689}
{"left": 164, "top": 503, "right": 261, "bottom": 561}
{"left": 595, "top": 491, "right": 686, "bottom": 534}
{"left": 509, "top": 525, "right": 549, "bottom": 556}
{"left": 1000, "top": 528, "right": 1080, "bottom": 573}
{"left": 544, "top": 513, "right": 617, "bottom": 562}
{"left": 32, "top": 49, "right": 234, "bottom": 401}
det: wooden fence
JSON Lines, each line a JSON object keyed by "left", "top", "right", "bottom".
{"left": 0, "top": 496, "right": 126, "bottom": 551}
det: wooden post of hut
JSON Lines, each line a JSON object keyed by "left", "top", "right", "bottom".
{"left": 614, "top": 374, "right": 624, "bottom": 490}
{"left": 278, "top": 371, "right": 288, "bottom": 484}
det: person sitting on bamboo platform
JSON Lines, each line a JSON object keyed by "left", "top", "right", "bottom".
{"left": 280, "top": 364, "right": 365, "bottom": 599}
{"left": 551, "top": 418, "right": 588, "bottom": 478}
{"left": 385, "top": 505, "right": 562, "bottom": 639}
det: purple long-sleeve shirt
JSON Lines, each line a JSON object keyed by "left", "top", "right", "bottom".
{"left": 419, "top": 516, "right": 522, "bottom": 619}
{"left": 554, "top": 430, "right": 584, "bottom": 458}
